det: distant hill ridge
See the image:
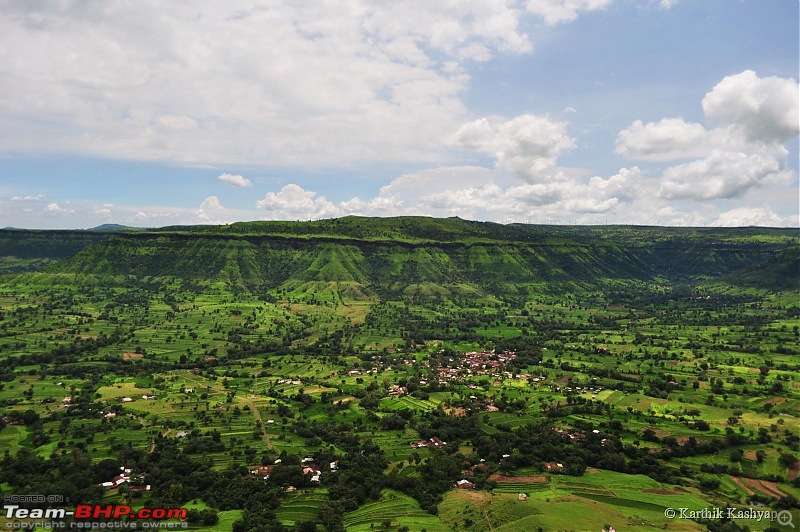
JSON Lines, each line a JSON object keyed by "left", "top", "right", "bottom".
{"left": 2, "top": 216, "right": 785, "bottom": 297}
{"left": 152, "top": 216, "right": 800, "bottom": 245}
{"left": 88, "top": 223, "right": 142, "bottom": 232}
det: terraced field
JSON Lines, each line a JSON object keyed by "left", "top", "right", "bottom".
{"left": 276, "top": 489, "right": 329, "bottom": 527}
{"left": 343, "top": 490, "right": 450, "bottom": 531}
{"left": 489, "top": 474, "right": 550, "bottom": 494}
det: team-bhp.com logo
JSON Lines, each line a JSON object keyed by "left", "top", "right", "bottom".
{"left": 5, "top": 504, "right": 187, "bottom": 527}
{"left": 75, "top": 505, "right": 186, "bottom": 520}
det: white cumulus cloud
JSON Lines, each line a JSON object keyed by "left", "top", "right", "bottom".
{"left": 702, "top": 70, "right": 799, "bottom": 143}
{"left": 257, "top": 184, "right": 340, "bottom": 220}
{"left": 617, "top": 71, "right": 799, "bottom": 202}
{"left": 711, "top": 205, "right": 786, "bottom": 227}
{"left": 43, "top": 202, "right": 75, "bottom": 215}
{"left": 615, "top": 118, "right": 710, "bottom": 161}
{"left": 450, "top": 114, "right": 575, "bottom": 183}
{"left": 199, "top": 196, "right": 223, "bottom": 210}
{"left": 196, "top": 195, "right": 228, "bottom": 222}
{"left": 395, "top": 166, "right": 640, "bottom": 219}
{"left": 218, "top": 174, "right": 252, "bottom": 188}
{"left": 659, "top": 146, "right": 793, "bottom": 200}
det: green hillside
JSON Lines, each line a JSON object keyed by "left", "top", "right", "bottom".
{"left": 35, "top": 219, "right": 797, "bottom": 298}
{"left": 726, "top": 246, "right": 800, "bottom": 290}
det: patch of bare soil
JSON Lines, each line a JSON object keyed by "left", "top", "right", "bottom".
{"left": 730, "top": 477, "right": 755, "bottom": 496}
{"left": 642, "top": 426, "right": 670, "bottom": 438}
{"left": 764, "top": 398, "right": 785, "bottom": 405}
{"left": 756, "top": 480, "right": 787, "bottom": 498}
{"left": 743, "top": 477, "right": 786, "bottom": 498}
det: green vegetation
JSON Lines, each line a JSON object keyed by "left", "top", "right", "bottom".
{"left": 0, "top": 217, "right": 797, "bottom": 531}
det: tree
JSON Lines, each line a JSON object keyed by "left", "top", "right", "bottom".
{"left": 779, "top": 453, "right": 798, "bottom": 469}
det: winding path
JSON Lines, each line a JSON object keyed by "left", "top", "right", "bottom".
{"left": 243, "top": 396, "right": 274, "bottom": 450}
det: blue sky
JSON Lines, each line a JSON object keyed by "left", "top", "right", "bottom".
{"left": 0, "top": 0, "right": 797, "bottom": 229}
